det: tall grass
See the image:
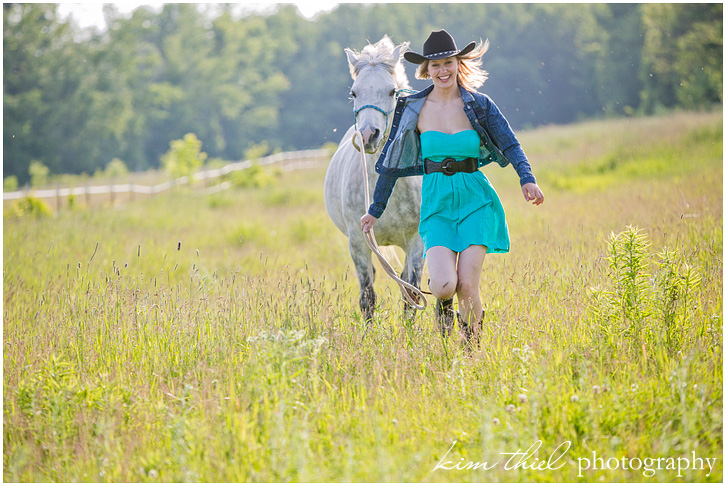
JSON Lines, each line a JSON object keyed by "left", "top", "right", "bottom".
{"left": 3, "top": 111, "right": 722, "bottom": 481}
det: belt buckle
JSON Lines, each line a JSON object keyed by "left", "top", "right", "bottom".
{"left": 441, "top": 157, "right": 456, "bottom": 176}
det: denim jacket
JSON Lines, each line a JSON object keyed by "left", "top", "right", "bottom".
{"left": 368, "top": 84, "right": 536, "bottom": 218}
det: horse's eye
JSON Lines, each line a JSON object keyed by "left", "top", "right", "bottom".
{"left": 349, "top": 91, "right": 356, "bottom": 98}
{"left": 389, "top": 89, "right": 396, "bottom": 97}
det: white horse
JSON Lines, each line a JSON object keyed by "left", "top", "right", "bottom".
{"left": 324, "top": 36, "right": 425, "bottom": 321}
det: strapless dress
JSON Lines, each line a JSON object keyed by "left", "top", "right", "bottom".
{"left": 419, "top": 129, "right": 509, "bottom": 254}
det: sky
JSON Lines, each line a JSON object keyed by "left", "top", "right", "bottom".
{"left": 57, "top": 2, "right": 341, "bottom": 29}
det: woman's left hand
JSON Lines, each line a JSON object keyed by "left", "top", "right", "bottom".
{"left": 522, "top": 183, "right": 545, "bottom": 205}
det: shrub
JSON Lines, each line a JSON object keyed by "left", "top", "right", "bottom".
{"left": 590, "top": 226, "right": 701, "bottom": 357}
{"left": 28, "top": 160, "right": 49, "bottom": 188}
{"left": 244, "top": 141, "right": 270, "bottom": 162}
{"left": 161, "top": 133, "right": 207, "bottom": 179}
{"left": 4, "top": 175, "right": 19, "bottom": 191}
{"left": 104, "top": 158, "right": 129, "bottom": 178}
{"left": 228, "top": 163, "right": 279, "bottom": 189}
{"left": 4, "top": 196, "right": 52, "bottom": 219}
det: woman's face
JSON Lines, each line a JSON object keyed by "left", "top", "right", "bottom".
{"left": 427, "top": 56, "right": 458, "bottom": 89}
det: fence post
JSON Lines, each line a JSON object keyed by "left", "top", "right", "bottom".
{"left": 110, "top": 178, "right": 115, "bottom": 206}
{"left": 56, "top": 182, "right": 61, "bottom": 211}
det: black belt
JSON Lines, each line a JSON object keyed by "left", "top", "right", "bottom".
{"left": 424, "top": 157, "right": 478, "bottom": 176}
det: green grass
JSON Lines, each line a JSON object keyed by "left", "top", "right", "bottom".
{"left": 3, "top": 111, "right": 723, "bottom": 482}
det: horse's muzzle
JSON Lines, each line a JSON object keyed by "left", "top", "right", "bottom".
{"left": 352, "top": 128, "right": 382, "bottom": 154}
{"left": 359, "top": 125, "right": 381, "bottom": 153}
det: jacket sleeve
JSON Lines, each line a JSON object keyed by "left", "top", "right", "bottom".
{"left": 367, "top": 173, "right": 398, "bottom": 218}
{"left": 484, "top": 96, "right": 537, "bottom": 186}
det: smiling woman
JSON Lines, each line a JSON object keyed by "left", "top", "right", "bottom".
{"left": 360, "top": 29, "right": 545, "bottom": 346}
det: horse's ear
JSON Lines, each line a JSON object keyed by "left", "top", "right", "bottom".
{"left": 392, "top": 42, "right": 410, "bottom": 65}
{"left": 344, "top": 48, "right": 359, "bottom": 78}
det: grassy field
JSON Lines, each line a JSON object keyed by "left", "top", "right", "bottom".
{"left": 3, "top": 110, "right": 723, "bottom": 482}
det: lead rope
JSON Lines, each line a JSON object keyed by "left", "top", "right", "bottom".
{"left": 353, "top": 130, "right": 428, "bottom": 311}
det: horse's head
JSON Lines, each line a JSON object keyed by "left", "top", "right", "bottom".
{"left": 345, "top": 36, "right": 410, "bottom": 154}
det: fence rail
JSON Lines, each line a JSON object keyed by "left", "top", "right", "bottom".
{"left": 3, "top": 149, "right": 329, "bottom": 201}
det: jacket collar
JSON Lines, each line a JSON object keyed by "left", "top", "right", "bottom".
{"left": 459, "top": 84, "right": 476, "bottom": 104}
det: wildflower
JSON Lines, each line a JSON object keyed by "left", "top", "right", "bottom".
{"left": 518, "top": 393, "right": 527, "bottom": 403}
{"left": 505, "top": 404, "right": 516, "bottom": 413}
{"left": 492, "top": 417, "right": 500, "bottom": 425}
{"left": 592, "top": 385, "right": 601, "bottom": 394}
{"left": 570, "top": 395, "right": 579, "bottom": 403}
{"left": 602, "top": 385, "right": 610, "bottom": 393}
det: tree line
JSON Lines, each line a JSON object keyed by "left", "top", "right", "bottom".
{"left": 3, "top": 3, "right": 722, "bottom": 185}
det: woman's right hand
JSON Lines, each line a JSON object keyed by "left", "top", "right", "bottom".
{"left": 360, "top": 213, "right": 378, "bottom": 233}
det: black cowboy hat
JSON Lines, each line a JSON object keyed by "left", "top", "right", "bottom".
{"left": 403, "top": 29, "right": 476, "bottom": 64}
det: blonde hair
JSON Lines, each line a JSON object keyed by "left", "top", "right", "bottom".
{"left": 414, "top": 39, "right": 490, "bottom": 91}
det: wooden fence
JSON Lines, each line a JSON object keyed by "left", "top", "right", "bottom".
{"left": 4, "top": 149, "right": 329, "bottom": 206}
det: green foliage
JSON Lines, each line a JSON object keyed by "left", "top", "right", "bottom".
{"left": 2, "top": 107, "right": 722, "bottom": 483}
{"left": 227, "top": 220, "right": 273, "bottom": 247}
{"left": 244, "top": 141, "right": 271, "bottom": 162}
{"left": 228, "top": 164, "right": 280, "bottom": 189}
{"left": 28, "top": 160, "right": 49, "bottom": 187}
{"left": 605, "top": 226, "right": 653, "bottom": 329}
{"left": 102, "top": 158, "right": 130, "bottom": 178}
{"left": 262, "top": 188, "right": 321, "bottom": 207}
{"left": 4, "top": 175, "right": 19, "bottom": 191}
{"left": 591, "top": 226, "right": 702, "bottom": 357}
{"left": 67, "top": 193, "right": 78, "bottom": 210}
{"left": 161, "top": 133, "right": 207, "bottom": 179}
{"left": 640, "top": 4, "right": 723, "bottom": 111}
{"left": 541, "top": 114, "right": 723, "bottom": 193}
{"left": 3, "top": 3, "right": 722, "bottom": 183}
{"left": 4, "top": 195, "right": 52, "bottom": 219}
{"left": 654, "top": 248, "right": 701, "bottom": 352}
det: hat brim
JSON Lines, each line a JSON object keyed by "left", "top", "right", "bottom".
{"left": 403, "top": 41, "right": 477, "bottom": 64}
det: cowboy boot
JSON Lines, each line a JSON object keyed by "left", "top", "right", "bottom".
{"left": 435, "top": 297, "right": 455, "bottom": 336}
{"left": 458, "top": 312, "right": 483, "bottom": 350}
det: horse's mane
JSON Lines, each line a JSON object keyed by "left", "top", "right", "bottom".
{"left": 348, "top": 36, "right": 411, "bottom": 90}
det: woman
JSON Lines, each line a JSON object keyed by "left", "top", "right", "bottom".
{"left": 359, "top": 29, "right": 544, "bottom": 345}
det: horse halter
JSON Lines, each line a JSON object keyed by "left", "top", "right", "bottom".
{"left": 352, "top": 89, "right": 415, "bottom": 150}
{"left": 353, "top": 103, "right": 393, "bottom": 136}
{"left": 352, "top": 103, "right": 391, "bottom": 153}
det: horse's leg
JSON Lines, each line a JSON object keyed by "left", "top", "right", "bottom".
{"left": 401, "top": 237, "right": 425, "bottom": 321}
{"left": 349, "top": 236, "right": 376, "bottom": 321}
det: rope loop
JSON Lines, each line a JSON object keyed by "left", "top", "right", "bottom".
{"left": 353, "top": 130, "right": 428, "bottom": 311}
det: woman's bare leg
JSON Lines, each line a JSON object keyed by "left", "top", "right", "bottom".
{"left": 426, "top": 246, "right": 458, "bottom": 300}
{"left": 456, "top": 244, "right": 487, "bottom": 325}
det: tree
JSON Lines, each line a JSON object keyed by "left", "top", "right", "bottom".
{"left": 161, "top": 133, "right": 207, "bottom": 179}
{"left": 640, "top": 4, "right": 723, "bottom": 112}
{"left": 28, "top": 160, "right": 49, "bottom": 187}
{"left": 2, "top": 3, "right": 721, "bottom": 182}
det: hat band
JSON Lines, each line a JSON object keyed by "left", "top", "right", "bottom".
{"left": 425, "top": 49, "right": 458, "bottom": 58}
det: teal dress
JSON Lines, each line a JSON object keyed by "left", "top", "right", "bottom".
{"left": 419, "top": 130, "right": 510, "bottom": 254}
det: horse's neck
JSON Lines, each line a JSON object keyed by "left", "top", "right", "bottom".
{"left": 362, "top": 150, "right": 380, "bottom": 181}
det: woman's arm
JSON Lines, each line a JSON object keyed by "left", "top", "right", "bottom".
{"left": 360, "top": 173, "right": 398, "bottom": 231}
{"left": 367, "top": 173, "right": 398, "bottom": 219}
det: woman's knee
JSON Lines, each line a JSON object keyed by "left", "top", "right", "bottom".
{"left": 429, "top": 273, "right": 457, "bottom": 300}
{"left": 426, "top": 246, "right": 458, "bottom": 300}
{"left": 455, "top": 273, "right": 480, "bottom": 300}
